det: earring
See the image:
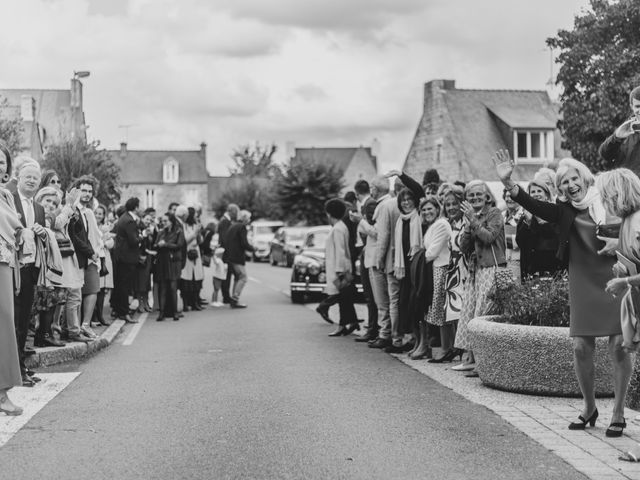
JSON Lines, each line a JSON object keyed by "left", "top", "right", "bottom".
{"left": 1, "top": 174, "right": 9, "bottom": 183}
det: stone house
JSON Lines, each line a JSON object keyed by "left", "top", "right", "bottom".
{"left": 287, "top": 142, "right": 379, "bottom": 193}
{"left": 403, "top": 79, "right": 567, "bottom": 184}
{"left": 109, "top": 142, "right": 209, "bottom": 214}
{"left": 0, "top": 77, "right": 87, "bottom": 160}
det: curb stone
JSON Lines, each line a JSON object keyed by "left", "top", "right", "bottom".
{"left": 25, "top": 319, "right": 127, "bottom": 369}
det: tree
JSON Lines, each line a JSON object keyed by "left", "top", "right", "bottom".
{"left": 0, "top": 97, "right": 24, "bottom": 158}
{"left": 229, "top": 142, "right": 281, "bottom": 179}
{"left": 275, "top": 159, "right": 344, "bottom": 225}
{"left": 41, "top": 138, "right": 122, "bottom": 206}
{"left": 547, "top": 0, "right": 640, "bottom": 170}
{"left": 211, "top": 176, "right": 278, "bottom": 220}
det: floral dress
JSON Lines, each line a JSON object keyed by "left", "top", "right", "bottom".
{"left": 444, "top": 217, "right": 468, "bottom": 323}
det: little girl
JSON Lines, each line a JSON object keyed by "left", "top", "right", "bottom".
{"left": 210, "top": 247, "right": 227, "bottom": 307}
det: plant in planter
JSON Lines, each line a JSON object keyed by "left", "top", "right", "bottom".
{"left": 467, "top": 273, "right": 613, "bottom": 397}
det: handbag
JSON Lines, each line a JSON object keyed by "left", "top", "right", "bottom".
{"left": 99, "top": 257, "right": 109, "bottom": 277}
{"left": 187, "top": 249, "right": 199, "bottom": 261}
{"left": 201, "top": 253, "right": 212, "bottom": 268}
{"left": 332, "top": 270, "right": 354, "bottom": 292}
{"left": 489, "top": 245, "right": 514, "bottom": 295}
{"left": 54, "top": 229, "right": 75, "bottom": 258}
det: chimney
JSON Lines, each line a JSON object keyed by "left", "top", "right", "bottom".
{"left": 423, "top": 79, "right": 455, "bottom": 112}
{"left": 20, "top": 95, "right": 35, "bottom": 122}
{"left": 285, "top": 141, "right": 296, "bottom": 160}
{"left": 120, "top": 142, "right": 127, "bottom": 158}
{"left": 371, "top": 138, "right": 381, "bottom": 158}
{"left": 200, "top": 142, "right": 207, "bottom": 159}
{"left": 70, "top": 78, "right": 83, "bottom": 109}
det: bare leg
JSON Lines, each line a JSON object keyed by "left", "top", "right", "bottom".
{"left": 609, "top": 334, "right": 633, "bottom": 424}
{"left": 0, "top": 388, "right": 22, "bottom": 415}
{"left": 411, "top": 321, "right": 431, "bottom": 359}
{"left": 573, "top": 336, "right": 597, "bottom": 417}
{"left": 440, "top": 323, "right": 456, "bottom": 352}
{"left": 408, "top": 320, "right": 421, "bottom": 356}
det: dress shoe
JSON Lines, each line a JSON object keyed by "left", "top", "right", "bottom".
{"left": 355, "top": 333, "right": 377, "bottom": 343}
{"left": 192, "top": 304, "right": 204, "bottom": 311}
{"left": 230, "top": 302, "right": 247, "bottom": 309}
{"left": 99, "top": 318, "right": 112, "bottom": 327}
{"left": 368, "top": 338, "right": 392, "bottom": 349}
{"left": 384, "top": 344, "right": 409, "bottom": 354}
{"left": 178, "top": 312, "right": 184, "bottom": 318}
{"left": 156, "top": 315, "right": 165, "bottom": 322}
{"left": 121, "top": 315, "right": 138, "bottom": 323}
{"left": 65, "top": 333, "right": 92, "bottom": 343}
{"left": 24, "top": 347, "right": 36, "bottom": 356}
{"left": 328, "top": 326, "right": 347, "bottom": 337}
{"left": 315, "top": 307, "right": 334, "bottom": 324}
{"left": 173, "top": 315, "right": 180, "bottom": 321}
{"left": 21, "top": 375, "right": 36, "bottom": 387}
{"left": 34, "top": 336, "right": 65, "bottom": 348}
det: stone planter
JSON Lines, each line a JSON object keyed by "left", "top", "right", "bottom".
{"left": 468, "top": 315, "right": 614, "bottom": 397}
{"left": 627, "top": 355, "right": 640, "bottom": 410}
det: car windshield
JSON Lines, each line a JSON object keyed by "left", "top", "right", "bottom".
{"left": 255, "top": 226, "right": 280, "bottom": 236}
{"left": 304, "top": 231, "right": 329, "bottom": 249}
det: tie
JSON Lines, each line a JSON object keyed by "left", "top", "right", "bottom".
{"left": 24, "top": 198, "right": 35, "bottom": 227}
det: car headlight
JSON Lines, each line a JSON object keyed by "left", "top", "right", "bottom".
{"left": 308, "top": 262, "right": 320, "bottom": 275}
{"left": 295, "top": 263, "right": 307, "bottom": 274}
{"left": 318, "top": 273, "right": 327, "bottom": 283}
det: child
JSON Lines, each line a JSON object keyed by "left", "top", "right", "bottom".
{"left": 210, "top": 247, "right": 227, "bottom": 307}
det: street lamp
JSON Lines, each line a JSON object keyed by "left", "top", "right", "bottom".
{"left": 74, "top": 70, "right": 90, "bottom": 79}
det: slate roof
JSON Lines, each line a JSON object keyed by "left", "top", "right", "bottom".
{"left": 292, "top": 147, "right": 377, "bottom": 172}
{"left": 442, "top": 89, "right": 561, "bottom": 180}
{"left": 0, "top": 89, "right": 76, "bottom": 142}
{"left": 109, "top": 149, "right": 208, "bottom": 184}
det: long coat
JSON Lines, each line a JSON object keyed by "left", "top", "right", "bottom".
{"left": 324, "top": 220, "right": 352, "bottom": 296}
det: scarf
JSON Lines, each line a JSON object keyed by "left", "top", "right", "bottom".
{"left": 0, "top": 189, "right": 24, "bottom": 293}
{"left": 570, "top": 186, "right": 606, "bottom": 225}
{"left": 394, "top": 209, "right": 422, "bottom": 279}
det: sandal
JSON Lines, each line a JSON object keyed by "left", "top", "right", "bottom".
{"left": 619, "top": 450, "right": 640, "bottom": 462}
{"left": 606, "top": 419, "right": 626, "bottom": 438}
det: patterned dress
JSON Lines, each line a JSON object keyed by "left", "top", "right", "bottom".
{"left": 444, "top": 218, "right": 468, "bottom": 323}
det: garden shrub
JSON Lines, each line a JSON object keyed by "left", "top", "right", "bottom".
{"left": 488, "top": 272, "right": 570, "bottom": 327}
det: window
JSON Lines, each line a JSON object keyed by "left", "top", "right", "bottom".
{"left": 434, "top": 138, "right": 443, "bottom": 165}
{"left": 163, "top": 158, "right": 179, "bottom": 183}
{"left": 145, "top": 189, "right": 155, "bottom": 208}
{"left": 513, "top": 130, "right": 554, "bottom": 163}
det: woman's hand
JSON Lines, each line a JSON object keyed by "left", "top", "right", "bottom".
{"left": 613, "top": 261, "right": 628, "bottom": 278}
{"left": 615, "top": 118, "right": 637, "bottom": 139}
{"left": 460, "top": 201, "right": 477, "bottom": 223}
{"left": 596, "top": 235, "right": 619, "bottom": 256}
{"left": 65, "top": 188, "right": 81, "bottom": 207}
{"left": 384, "top": 169, "right": 402, "bottom": 178}
{"left": 606, "top": 277, "right": 629, "bottom": 297}
{"left": 492, "top": 149, "right": 515, "bottom": 185}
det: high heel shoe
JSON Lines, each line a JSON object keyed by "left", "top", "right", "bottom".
{"left": 428, "top": 348, "right": 463, "bottom": 364}
{"left": 343, "top": 322, "right": 360, "bottom": 335}
{"left": 0, "top": 397, "right": 23, "bottom": 416}
{"left": 606, "top": 418, "right": 626, "bottom": 437}
{"left": 568, "top": 408, "right": 598, "bottom": 430}
{"left": 328, "top": 326, "right": 347, "bottom": 337}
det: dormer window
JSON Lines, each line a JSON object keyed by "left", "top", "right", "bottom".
{"left": 514, "top": 130, "right": 554, "bottom": 163}
{"left": 163, "top": 157, "right": 179, "bottom": 183}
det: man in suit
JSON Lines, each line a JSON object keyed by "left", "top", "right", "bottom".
{"left": 367, "top": 176, "right": 402, "bottom": 351}
{"left": 111, "top": 197, "right": 142, "bottom": 323}
{"left": 13, "top": 162, "right": 46, "bottom": 386}
{"left": 217, "top": 203, "right": 239, "bottom": 304}
{"left": 224, "top": 209, "right": 254, "bottom": 308}
{"left": 352, "top": 179, "right": 379, "bottom": 343}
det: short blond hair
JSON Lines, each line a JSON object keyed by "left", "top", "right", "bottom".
{"left": 464, "top": 179, "right": 496, "bottom": 206}
{"left": 595, "top": 168, "right": 640, "bottom": 218}
{"left": 555, "top": 158, "right": 594, "bottom": 192}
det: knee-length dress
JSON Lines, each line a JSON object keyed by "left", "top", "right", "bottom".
{"left": 568, "top": 210, "right": 620, "bottom": 337}
{"left": 444, "top": 218, "right": 468, "bottom": 323}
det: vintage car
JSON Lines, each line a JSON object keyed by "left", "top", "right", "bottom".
{"left": 269, "top": 226, "right": 309, "bottom": 267}
{"left": 248, "top": 220, "right": 284, "bottom": 262}
{"left": 289, "top": 225, "right": 363, "bottom": 304}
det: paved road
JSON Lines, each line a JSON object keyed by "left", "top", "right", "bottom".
{"left": 0, "top": 263, "right": 587, "bottom": 480}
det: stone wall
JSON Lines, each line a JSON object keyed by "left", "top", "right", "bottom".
{"left": 341, "top": 150, "right": 378, "bottom": 192}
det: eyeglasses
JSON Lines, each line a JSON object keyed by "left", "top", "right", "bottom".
{"left": 49, "top": 179, "right": 61, "bottom": 185}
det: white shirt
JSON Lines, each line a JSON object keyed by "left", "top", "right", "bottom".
{"left": 18, "top": 191, "right": 35, "bottom": 227}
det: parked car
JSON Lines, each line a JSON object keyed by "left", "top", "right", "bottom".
{"left": 269, "top": 227, "right": 309, "bottom": 267}
{"left": 248, "top": 220, "right": 284, "bottom": 262}
{"left": 289, "top": 225, "right": 363, "bottom": 304}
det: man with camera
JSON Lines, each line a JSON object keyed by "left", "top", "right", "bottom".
{"left": 599, "top": 86, "right": 640, "bottom": 172}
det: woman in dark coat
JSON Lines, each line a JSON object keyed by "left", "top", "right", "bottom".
{"left": 154, "top": 213, "right": 185, "bottom": 321}
{"left": 495, "top": 150, "right": 631, "bottom": 437}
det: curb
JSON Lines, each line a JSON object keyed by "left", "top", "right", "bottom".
{"left": 25, "top": 319, "right": 127, "bottom": 369}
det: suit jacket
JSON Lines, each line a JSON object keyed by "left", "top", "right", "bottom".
{"left": 325, "top": 220, "right": 352, "bottom": 295}
{"left": 113, "top": 211, "right": 141, "bottom": 265}
{"left": 361, "top": 196, "right": 377, "bottom": 224}
{"left": 373, "top": 195, "right": 400, "bottom": 273}
{"left": 68, "top": 208, "right": 95, "bottom": 269}
{"left": 217, "top": 216, "right": 232, "bottom": 248}
{"left": 599, "top": 130, "right": 640, "bottom": 174}
{"left": 12, "top": 191, "right": 45, "bottom": 228}
{"left": 224, "top": 222, "right": 254, "bottom": 265}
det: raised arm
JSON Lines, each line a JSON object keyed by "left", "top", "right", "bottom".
{"left": 399, "top": 172, "right": 425, "bottom": 200}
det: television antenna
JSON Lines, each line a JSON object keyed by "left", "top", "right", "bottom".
{"left": 118, "top": 124, "right": 137, "bottom": 143}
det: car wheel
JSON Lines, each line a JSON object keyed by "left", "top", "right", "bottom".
{"left": 290, "top": 291, "right": 305, "bottom": 304}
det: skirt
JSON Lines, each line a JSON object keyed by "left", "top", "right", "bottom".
{"left": 82, "top": 264, "right": 100, "bottom": 295}
{"left": 454, "top": 266, "right": 496, "bottom": 351}
{"left": 0, "top": 264, "right": 22, "bottom": 390}
{"left": 426, "top": 266, "right": 448, "bottom": 327}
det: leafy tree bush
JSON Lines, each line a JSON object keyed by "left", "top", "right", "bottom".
{"left": 0, "top": 97, "right": 24, "bottom": 158}
{"left": 275, "top": 159, "right": 344, "bottom": 226}
{"left": 488, "top": 273, "right": 570, "bottom": 327}
{"left": 211, "top": 177, "right": 277, "bottom": 220}
{"left": 41, "top": 138, "right": 121, "bottom": 206}
{"left": 547, "top": 0, "right": 640, "bottom": 171}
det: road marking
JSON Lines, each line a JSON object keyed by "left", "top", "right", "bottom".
{"left": 0, "top": 372, "right": 80, "bottom": 448}
{"left": 122, "top": 312, "right": 148, "bottom": 346}
{"left": 248, "top": 276, "right": 262, "bottom": 284}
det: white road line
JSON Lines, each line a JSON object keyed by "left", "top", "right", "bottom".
{"left": 248, "top": 276, "right": 262, "bottom": 284}
{"left": 122, "top": 312, "right": 148, "bottom": 346}
{"left": 0, "top": 372, "right": 80, "bottom": 447}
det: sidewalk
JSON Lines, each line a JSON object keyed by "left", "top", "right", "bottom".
{"left": 25, "top": 319, "right": 127, "bottom": 370}
{"left": 312, "top": 301, "right": 640, "bottom": 480}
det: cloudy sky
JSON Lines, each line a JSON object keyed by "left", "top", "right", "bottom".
{"left": 1, "top": 0, "right": 590, "bottom": 175}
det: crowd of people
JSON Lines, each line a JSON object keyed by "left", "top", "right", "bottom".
{"left": 317, "top": 86, "right": 640, "bottom": 440}
{"left": 0, "top": 149, "right": 254, "bottom": 416}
